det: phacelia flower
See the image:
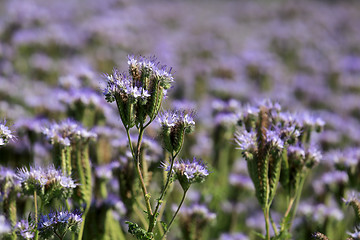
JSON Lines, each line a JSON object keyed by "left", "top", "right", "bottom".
{"left": 158, "top": 110, "right": 195, "bottom": 154}
{"left": 0, "top": 120, "right": 15, "bottom": 146}
{"left": 164, "top": 157, "right": 209, "bottom": 191}
{"left": 234, "top": 130, "right": 257, "bottom": 152}
{"left": 103, "top": 55, "right": 174, "bottom": 128}
{"left": 15, "top": 219, "right": 34, "bottom": 239}
{"left": 42, "top": 119, "right": 97, "bottom": 146}
{"left": 16, "top": 165, "right": 76, "bottom": 203}
{"left": 38, "top": 210, "right": 83, "bottom": 238}
{"left": 347, "top": 227, "right": 360, "bottom": 239}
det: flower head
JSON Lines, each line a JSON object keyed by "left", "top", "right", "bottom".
{"left": 165, "top": 157, "right": 209, "bottom": 191}
{"left": 0, "top": 120, "right": 15, "bottom": 146}
{"left": 16, "top": 165, "right": 76, "bottom": 203}
{"left": 38, "top": 210, "right": 82, "bottom": 238}
{"left": 15, "top": 219, "right": 34, "bottom": 239}
{"left": 103, "top": 55, "right": 174, "bottom": 128}
{"left": 158, "top": 110, "right": 195, "bottom": 154}
{"left": 234, "top": 130, "right": 257, "bottom": 152}
{"left": 42, "top": 119, "right": 97, "bottom": 146}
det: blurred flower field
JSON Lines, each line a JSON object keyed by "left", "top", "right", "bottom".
{"left": 1, "top": 0, "right": 360, "bottom": 239}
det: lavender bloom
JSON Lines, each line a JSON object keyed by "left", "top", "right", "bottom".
{"left": 164, "top": 157, "right": 209, "bottom": 191}
{"left": 0, "top": 120, "right": 15, "bottom": 146}
{"left": 158, "top": 110, "right": 195, "bottom": 153}
{"left": 103, "top": 55, "right": 173, "bottom": 103}
{"left": 0, "top": 215, "right": 11, "bottom": 236}
{"left": 234, "top": 130, "right": 257, "bottom": 152}
{"left": 16, "top": 165, "right": 76, "bottom": 202}
{"left": 343, "top": 191, "right": 360, "bottom": 205}
{"left": 15, "top": 219, "right": 34, "bottom": 239}
{"left": 42, "top": 119, "right": 97, "bottom": 146}
{"left": 266, "top": 128, "right": 284, "bottom": 150}
{"left": 348, "top": 228, "right": 360, "bottom": 239}
{"left": 38, "top": 210, "right": 82, "bottom": 229}
{"left": 38, "top": 210, "right": 83, "bottom": 238}
{"left": 158, "top": 110, "right": 195, "bottom": 129}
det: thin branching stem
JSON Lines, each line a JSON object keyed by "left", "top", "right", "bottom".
{"left": 161, "top": 189, "right": 188, "bottom": 240}
{"left": 34, "top": 191, "right": 39, "bottom": 240}
{"left": 148, "top": 151, "right": 178, "bottom": 232}
{"left": 126, "top": 127, "right": 153, "bottom": 218}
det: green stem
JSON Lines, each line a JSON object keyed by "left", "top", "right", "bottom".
{"left": 53, "top": 229, "right": 63, "bottom": 240}
{"left": 269, "top": 211, "right": 278, "bottom": 236}
{"left": 264, "top": 207, "right": 270, "bottom": 240}
{"left": 126, "top": 127, "right": 153, "bottom": 218}
{"left": 148, "top": 151, "right": 178, "bottom": 232}
{"left": 161, "top": 189, "right": 188, "bottom": 240}
{"left": 288, "top": 175, "right": 307, "bottom": 230}
{"left": 34, "top": 191, "right": 39, "bottom": 240}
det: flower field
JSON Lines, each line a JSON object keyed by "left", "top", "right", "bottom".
{"left": 1, "top": 0, "right": 360, "bottom": 239}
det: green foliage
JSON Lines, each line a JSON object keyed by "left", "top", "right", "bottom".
{"left": 126, "top": 221, "right": 154, "bottom": 240}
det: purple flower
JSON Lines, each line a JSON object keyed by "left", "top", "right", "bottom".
{"left": 0, "top": 120, "right": 15, "bottom": 146}
{"left": 38, "top": 210, "right": 83, "bottom": 235}
{"left": 158, "top": 110, "right": 195, "bottom": 128}
{"left": 103, "top": 55, "right": 173, "bottom": 103}
{"left": 234, "top": 130, "right": 257, "bottom": 151}
{"left": 164, "top": 157, "right": 209, "bottom": 190}
{"left": 347, "top": 228, "right": 360, "bottom": 239}
{"left": 15, "top": 219, "right": 34, "bottom": 239}
{"left": 42, "top": 119, "right": 97, "bottom": 146}
{"left": 16, "top": 165, "right": 76, "bottom": 201}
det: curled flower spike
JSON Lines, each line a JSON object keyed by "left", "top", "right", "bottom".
{"left": 16, "top": 165, "right": 76, "bottom": 204}
{"left": 103, "top": 55, "right": 174, "bottom": 128}
{"left": 158, "top": 110, "right": 195, "bottom": 154}
{"left": 164, "top": 157, "right": 209, "bottom": 191}
{"left": 0, "top": 120, "right": 15, "bottom": 146}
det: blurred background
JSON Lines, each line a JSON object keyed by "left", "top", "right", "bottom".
{"left": 1, "top": 0, "right": 360, "bottom": 239}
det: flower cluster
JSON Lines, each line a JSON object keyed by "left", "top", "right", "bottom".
{"left": 0, "top": 120, "right": 15, "bottom": 146}
{"left": 103, "top": 55, "right": 174, "bottom": 128}
{"left": 235, "top": 100, "right": 323, "bottom": 214}
{"left": 38, "top": 210, "right": 83, "bottom": 238}
{"left": 16, "top": 165, "right": 76, "bottom": 203}
{"left": 165, "top": 157, "right": 209, "bottom": 191}
{"left": 158, "top": 110, "right": 195, "bottom": 154}
{"left": 15, "top": 219, "right": 34, "bottom": 240}
{"left": 42, "top": 119, "right": 97, "bottom": 146}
